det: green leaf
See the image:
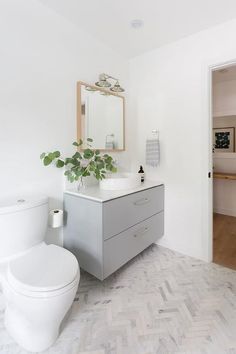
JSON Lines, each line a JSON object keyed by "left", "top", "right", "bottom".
{"left": 71, "top": 158, "right": 80, "bottom": 166}
{"left": 97, "top": 162, "right": 105, "bottom": 170}
{"left": 69, "top": 175, "right": 75, "bottom": 183}
{"left": 56, "top": 159, "right": 65, "bottom": 168}
{"left": 82, "top": 169, "right": 90, "bottom": 177}
{"left": 95, "top": 150, "right": 100, "bottom": 155}
{"left": 40, "top": 152, "right": 46, "bottom": 159}
{"left": 75, "top": 169, "right": 82, "bottom": 177}
{"left": 73, "top": 139, "right": 83, "bottom": 147}
{"left": 111, "top": 166, "right": 117, "bottom": 173}
{"left": 48, "top": 152, "right": 55, "bottom": 160}
{"left": 72, "top": 151, "right": 82, "bottom": 159}
{"left": 65, "top": 158, "right": 73, "bottom": 165}
{"left": 43, "top": 156, "right": 52, "bottom": 166}
{"left": 104, "top": 156, "right": 112, "bottom": 164}
{"left": 95, "top": 171, "right": 101, "bottom": 180}
{"left": 53, "top": 151, "right": 60, "bottom": 158}
{"left": 83, "top": 149, "right": 94, "bottom": 159}
{"left": 87, "top": 138, "right": 93, "bottom": 142}
{"left": 94, "top": 156, "right": 101, "bottom": 162}
{"left": 72, "top": 141, "right": 79, "bottom": 147}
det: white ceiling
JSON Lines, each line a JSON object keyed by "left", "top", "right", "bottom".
{"left": 39, "top": 0, "right": 236, "bottom": 58}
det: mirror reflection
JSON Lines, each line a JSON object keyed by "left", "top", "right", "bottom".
{"left": 77, "top": 82, "right": 125, "bottom": 151}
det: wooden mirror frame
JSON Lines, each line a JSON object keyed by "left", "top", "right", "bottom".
{"left": 77, "top": 81, "right": 125, "bottom": 151}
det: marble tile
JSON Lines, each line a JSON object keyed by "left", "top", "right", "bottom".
{"left": 0, "top": 245, "right": 236, "bottom": 354}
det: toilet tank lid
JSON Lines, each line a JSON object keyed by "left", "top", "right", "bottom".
{"left": 0, "top": 196, "right": 48, "bottom": 214}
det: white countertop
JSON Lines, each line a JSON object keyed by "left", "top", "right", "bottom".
{"left": 64, "top": 180, "right": 164, "bottom": 203}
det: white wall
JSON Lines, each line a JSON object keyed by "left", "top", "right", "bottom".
{"left": 0, "top": 0, "right": 129, "bottom": 245}
{"left": 213, "top": 80, "right": 236, "bottom": 116}
{"left": 129, "top": 19, "right": 236, "bottom": 261}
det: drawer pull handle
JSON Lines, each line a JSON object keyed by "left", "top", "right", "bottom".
{"left": 134, "top": 197, "right": 150, "bottom": 206}
{"left": 134, "top": 226, "right": 149, "bottom": 237}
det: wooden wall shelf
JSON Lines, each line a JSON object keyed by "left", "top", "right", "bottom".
{"left": 213, "top": 172, "right": 236, "bottom": 180}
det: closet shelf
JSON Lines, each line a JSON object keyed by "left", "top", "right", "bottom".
{"left": 213, "top": 172, "right": 236, "bottom": 180}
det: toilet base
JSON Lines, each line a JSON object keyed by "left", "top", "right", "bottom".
{"left": 5, "top": 306, "right": 59, "bottom": 352}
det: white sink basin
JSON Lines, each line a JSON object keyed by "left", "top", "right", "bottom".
{"left": 100, "top": 173, "right": 141, "bottom": 191}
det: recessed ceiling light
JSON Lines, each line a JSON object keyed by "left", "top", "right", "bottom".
{"left": 130, "top": 19, "right": 144, "bottom": 29}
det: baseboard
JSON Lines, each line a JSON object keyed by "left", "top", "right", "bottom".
{"left": 214, "top": 207, "right": 236, "bottom": 217}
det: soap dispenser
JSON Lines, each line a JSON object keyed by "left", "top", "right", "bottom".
{"left": 138, "top": 165, "right": 145, "bottom": 183}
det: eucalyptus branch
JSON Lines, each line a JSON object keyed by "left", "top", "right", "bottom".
{"left": 40, "top": 138, "right": 117, "bottom": 183}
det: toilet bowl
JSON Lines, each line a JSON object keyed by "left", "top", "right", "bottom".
{"left": 0, "top": 196, "right": 80, "bottom": 352}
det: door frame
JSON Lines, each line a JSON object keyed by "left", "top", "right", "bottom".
{"left": 206, "top": 59, "right": 236, "bottom": 263}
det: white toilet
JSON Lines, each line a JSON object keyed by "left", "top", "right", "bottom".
{"left": 0, "top": 196, "right": 80, "bottom": 352}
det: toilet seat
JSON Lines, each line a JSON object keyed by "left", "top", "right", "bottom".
{"left": 7, "top": 243, "right": 79, "bottom": 298}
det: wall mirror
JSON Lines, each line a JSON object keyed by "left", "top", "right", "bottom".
{"left": 77, "top": 81, "right": 125, "bottom": 151}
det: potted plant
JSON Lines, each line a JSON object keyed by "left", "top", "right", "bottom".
{"left": 40, "top": 138, "right": 117, "bottom": 189}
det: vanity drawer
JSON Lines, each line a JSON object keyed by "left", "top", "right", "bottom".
{"left": 103, "top": 185, "right": 164, "bottom": 239}
{"left": 103, "top": 212, "right": 164, "bottom": 278}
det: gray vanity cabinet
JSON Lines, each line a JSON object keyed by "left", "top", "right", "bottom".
{"left": 64, "top": 184, "right": 164, "bottom": 280}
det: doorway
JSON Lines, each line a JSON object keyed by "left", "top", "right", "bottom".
{"left": 212, "top": 64, "right": 236, "bottom": 270}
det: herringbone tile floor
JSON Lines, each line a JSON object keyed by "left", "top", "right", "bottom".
{"left": 0, "top": 245, "right": 236, "bottom": 354}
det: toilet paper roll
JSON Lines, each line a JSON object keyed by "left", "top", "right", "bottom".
{"left": 49, "top": 209, "right": 63, "bottom": 228}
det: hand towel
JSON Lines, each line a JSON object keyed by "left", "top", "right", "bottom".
{"left": 146, "top": 137, "right": 160, "bottom": 167}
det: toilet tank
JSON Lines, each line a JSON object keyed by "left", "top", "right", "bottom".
{"left": 0, "top": 196, "right": 48, "bottom": 260}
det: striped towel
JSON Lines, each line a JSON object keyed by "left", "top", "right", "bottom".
{"left": 146, "top": 138, "right": 160, "bottom": 167}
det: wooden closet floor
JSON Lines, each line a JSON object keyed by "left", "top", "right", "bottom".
{"left": 213, "top": 213, "right": 236, "bottom": 270}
